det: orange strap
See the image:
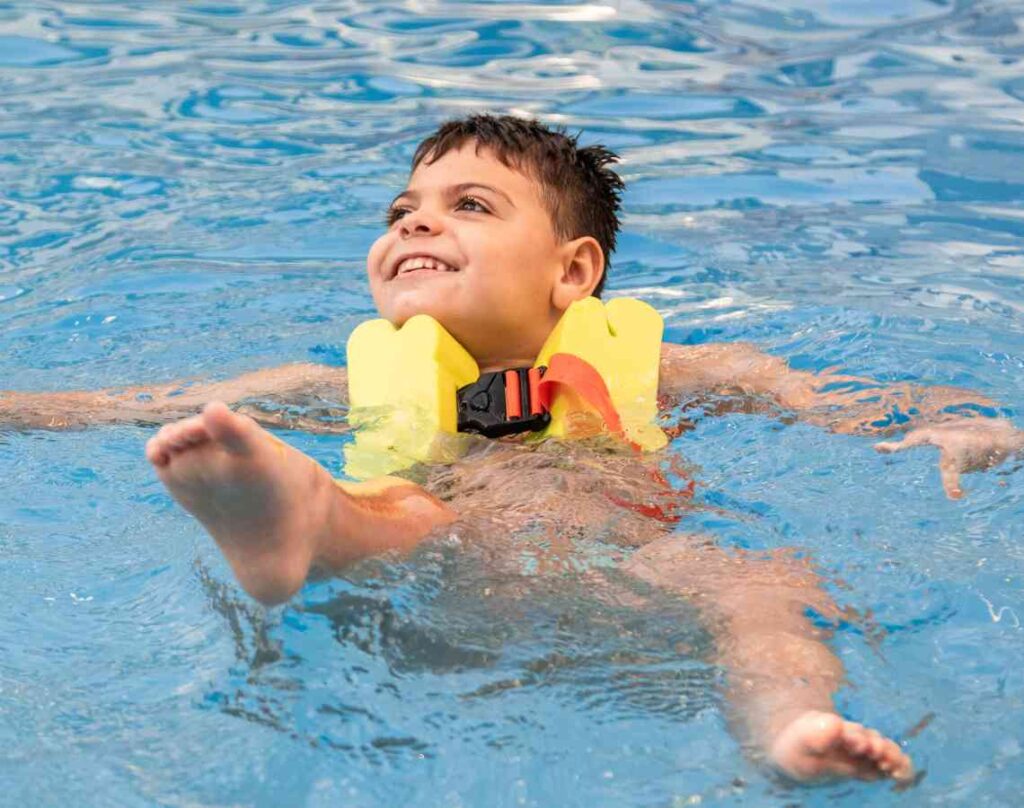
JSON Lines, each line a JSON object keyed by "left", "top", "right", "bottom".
{"left": 536, "top": 353, "right": 625, "bottom": 437}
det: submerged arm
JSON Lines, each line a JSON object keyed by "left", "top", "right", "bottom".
{"left": 661, "top": 341, "right": 998, "bottom": 432}
{"left": 0, "top": 363, "right": 349, "bottom": 432}
{"left": 660, "top": 342, "right": 1023, "bottom": 498}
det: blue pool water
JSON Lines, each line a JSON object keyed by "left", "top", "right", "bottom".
{"left": 2, "top": 1, "right": 1024, "bottom": 805}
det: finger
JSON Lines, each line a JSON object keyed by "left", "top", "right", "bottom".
{"left": 939, "top": 453, "right": 963, "bottom": 500}
{"left": 874, "top": 429, "right": 931, "bottom": 453}
{"left": 874, "top": 440, "right": 904, "bottom": 454}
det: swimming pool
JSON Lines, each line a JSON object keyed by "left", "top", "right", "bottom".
{"left": 2, "top": 1, "right": 1023, "bottom": 805}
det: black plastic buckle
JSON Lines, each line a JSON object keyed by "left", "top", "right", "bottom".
{"left": 457, "top": 367, "right": 551, "bottom": 438}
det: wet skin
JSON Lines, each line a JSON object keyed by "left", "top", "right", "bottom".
{"left": 147, "top": 404, "right": 913, "bottom": 784}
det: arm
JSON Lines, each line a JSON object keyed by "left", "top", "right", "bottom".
{"left": 660, "top": 341, "right": 1024, "bottom": 497}
{"left": 661, "top": 341, "right": 998, "bottom": 431}
{"left": 0, "top": 363, "right": 348, "bottom": 432}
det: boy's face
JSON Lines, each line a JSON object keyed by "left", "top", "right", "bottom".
{"left": 366, "top": 143, "right": 568, "bottom": 370}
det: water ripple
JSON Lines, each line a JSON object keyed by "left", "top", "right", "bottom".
{"left": 3, "top": 1, "right": 1024, "bottom": 806}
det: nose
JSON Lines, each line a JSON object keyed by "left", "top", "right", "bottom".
{"left": 399, "top": 206, "right": 442, "bottom": 238}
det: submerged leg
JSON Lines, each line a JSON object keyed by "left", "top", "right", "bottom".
{"left": 624, "top": 535, "right": 913, "bottom": 783}
{"left": 146, "top": 402, "right": 455, "bottom": 605}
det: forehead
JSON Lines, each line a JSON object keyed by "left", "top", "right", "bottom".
{"left": 407, "top": 143, "right": 545, "bottom": 206}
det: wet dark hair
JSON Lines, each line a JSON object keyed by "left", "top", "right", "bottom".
{"left": 411, "top": 114, "right": 624, "bottom": 297}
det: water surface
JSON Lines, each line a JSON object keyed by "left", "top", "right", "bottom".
{"left": 2, "top": 1, "right": 1023, "bottom": 806}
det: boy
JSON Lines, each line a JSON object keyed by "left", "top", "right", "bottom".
{"left": 4, "top": 115, "right": 1022, "bottom": 784}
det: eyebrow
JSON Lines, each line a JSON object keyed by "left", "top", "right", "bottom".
{"left": 390, "top": 182, "right": 516, "bottom": 209}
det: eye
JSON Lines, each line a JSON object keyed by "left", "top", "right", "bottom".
{"left": 385, "top": 196, "right": 489, "bottom": 226}
{"left": 385, "top": 206, "right": 410, "bottom": 226}
{"left": 455, "top": 195, "right": 489, "bottom": 214}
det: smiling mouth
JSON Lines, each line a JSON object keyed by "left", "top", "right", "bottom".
{"left": 392, "top": 255, "right": 459, "bottom": 278}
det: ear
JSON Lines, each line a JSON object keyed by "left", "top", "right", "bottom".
{"left": 551, "top": 236, "right": 605, "bottom": 312}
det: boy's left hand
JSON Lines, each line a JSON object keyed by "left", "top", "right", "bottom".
{"left": 874, "top": 417, "right": 1024, "bottom": 499}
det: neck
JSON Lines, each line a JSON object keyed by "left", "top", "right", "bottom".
{"left": 472, "top": 324, "right": 559, "bottom": 374}
{"left": 457, "top": 311, "right": 564, "bottom": 374}
{"left": 479, "top": 355, "right": 539, "bottom": 373}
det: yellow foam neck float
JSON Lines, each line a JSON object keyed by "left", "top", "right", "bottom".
{"left": 344, "top": 296, "right": 666, "bottom": 479}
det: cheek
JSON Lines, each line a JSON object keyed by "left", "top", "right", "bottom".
{"left": 468, "top": 231, "right": 542, "bottom": 292}
{"left": 482, "top": 240, "right": 555, "bottom": 307}
{"left": 365, "top": 235, "right": 391, "bottom": 296}
{"left": 366, "top": 233, "right": 389, "bottom": 276}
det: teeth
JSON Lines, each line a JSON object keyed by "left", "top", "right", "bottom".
{"left": 397, "top": 256, "right": 456, "bottom": 274}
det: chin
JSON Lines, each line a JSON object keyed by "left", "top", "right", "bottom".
{"left": 379, "top": 293, "right": 458, "bottom": 331}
